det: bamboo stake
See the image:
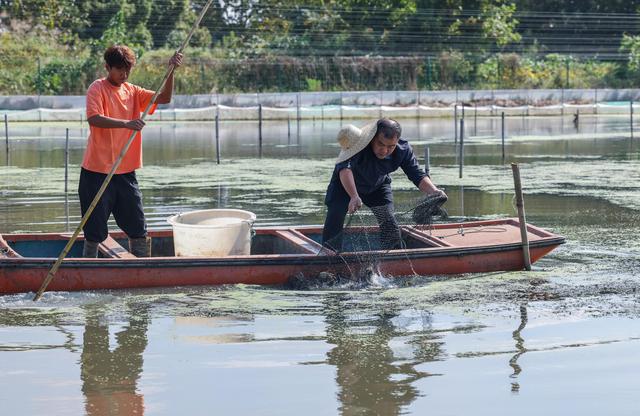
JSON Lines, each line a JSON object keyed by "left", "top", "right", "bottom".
{"left": 511, "top": 163, "right": 531, "bottom": 271}
{"left": 33, "top": 0, "right": 214, "bottom": 301}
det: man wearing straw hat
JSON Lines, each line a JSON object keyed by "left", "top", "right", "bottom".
{"left": 322, "top": 118, "right": 446, "bottom": 252}
{"left": 79, "top": 45, "right": 183, "bottom": 258}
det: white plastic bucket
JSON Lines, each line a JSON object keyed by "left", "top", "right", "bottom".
{"left": 167, "top": 209, "right": 256, "bottom": 257}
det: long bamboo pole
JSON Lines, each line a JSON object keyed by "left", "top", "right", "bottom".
{"left": 33, "top": 0, "right": 214, "bottom": 301}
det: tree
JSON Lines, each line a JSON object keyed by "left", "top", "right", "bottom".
{"left": 148, "top": 0, "right": 189, "bottom": 47}
{"left": 481, "top": 0, "right": 521, "bottom": 49}
{"left": 3, "top": 0, "right": 88, "bottom": 39}
{"left": 620, "top": 34, "right": 640, "bottom": 72}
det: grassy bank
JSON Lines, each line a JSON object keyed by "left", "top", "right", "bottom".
{"left": 1, "top": 33, "right": 637, "bottom": 95}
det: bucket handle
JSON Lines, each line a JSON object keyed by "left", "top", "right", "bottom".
{"left": 241, "top": 218, "right": 256, "bottom": 238}
{"left": 242, "top": 218, "right": 255, "bottom": 225}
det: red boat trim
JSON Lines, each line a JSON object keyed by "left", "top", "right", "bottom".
{"left": 0, "top": 236, "right": 565, "bottom": 269}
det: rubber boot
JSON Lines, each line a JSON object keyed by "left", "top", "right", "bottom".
{"left": 83, "top": 240, "right": 100, "bottom": 258}
{"left": 129, "top": 236, "right": 151, "bottom": 257}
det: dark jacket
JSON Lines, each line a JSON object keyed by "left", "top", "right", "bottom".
{"left": 325, "top": 139, "right": 427, "bottom": 204}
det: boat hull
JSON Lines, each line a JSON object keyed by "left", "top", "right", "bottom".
{"left": 0, "top": 219, "right": 565, "bottom": 295}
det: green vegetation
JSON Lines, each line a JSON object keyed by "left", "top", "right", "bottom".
{"left": 1, "top": 0, "right": 639, "bottom": 94}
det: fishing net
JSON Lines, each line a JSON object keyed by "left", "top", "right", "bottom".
{"left": 336, "top": 192, "right": 448, "bottom": 252}
{"left": 286, "top": 192, "right": 449, "bottom": 289}
{"left": 410, "top": 193, "right": 449, "bottom": 225}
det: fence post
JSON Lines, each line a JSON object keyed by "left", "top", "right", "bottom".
{"left": 200, "top": 61, "right": 206, "bottom": 92}
{"left": 37, "top": 57, "right": 41, "bottom": 96}
{"left": 426, "top": 56, "right": 432, "bottom": 89}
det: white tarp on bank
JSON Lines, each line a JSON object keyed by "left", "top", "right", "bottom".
{"left": 1, "top": 88, "right": 639, "bottom": 121}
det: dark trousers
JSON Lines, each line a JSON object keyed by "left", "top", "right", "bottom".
{"left": 322, "top": 183, "right": 401, "bottom": 252}
{"left": 78, "top": 168, "right": 147, "bottom": 243}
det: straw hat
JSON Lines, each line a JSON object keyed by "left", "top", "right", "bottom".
{"left": 335, "top": 121, "right": 378, "bottom": 163}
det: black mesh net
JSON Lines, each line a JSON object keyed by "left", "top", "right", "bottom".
{"left": 336, "top": 193, "right": 448, "bottom": 253}
{"left": 287, "top": 193, "right": 448, "bottom": 289}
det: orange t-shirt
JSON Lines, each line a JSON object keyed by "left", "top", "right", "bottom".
{"left": 82, "top": 79, "right": 157, "bottom": 174}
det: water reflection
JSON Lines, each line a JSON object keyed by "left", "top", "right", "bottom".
{"left": 81, "top": 303, "right": 149, "bottom": 415}
{"left": 509, "top": 305, "right": 528, "bottom": 393}
{"left": 324, "top": 294, "right": 434, "bottom": 415}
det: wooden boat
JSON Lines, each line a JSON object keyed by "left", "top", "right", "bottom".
{"left": 0, "top": 218, "right": 564, "bottom": 295}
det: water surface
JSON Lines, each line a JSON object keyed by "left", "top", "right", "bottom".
{"left": 1, "top": 115, "right": 639, "bottom": 415}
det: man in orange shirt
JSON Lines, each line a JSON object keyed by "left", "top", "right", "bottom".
{"left": 79, "top": 45, "right": 182, "bottom": 257}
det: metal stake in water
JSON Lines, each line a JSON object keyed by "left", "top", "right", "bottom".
{"left": 459, "top": 118, "right": 464, "bottom": 178}
{"left": 474, "top": 103, "right": 478, "bottom": 136}
{"left": 64, "top": 128, "right": 70, "bottom": 232}
{"left": 215, "top": 112, "right": 220, "bottom": 165}
{"left": 4, "top": 114, "right": 8, "bottom": 164}
{"left": 64, "top": 128, "right": 69, "bottom": 195}
{"left": 454, "top": 104, "right": 458, "bottom": 145}
{"left": 501, "top": 112, "right": 506, "bottom": 163}
{"left": 424, "top": 146, "right": 430, "bottom": 176}
{"left": 630, "top": 100, "right": 634, "bottom": 140}
{"left": 258, "top": 103, "right": 263, "bottom": 157}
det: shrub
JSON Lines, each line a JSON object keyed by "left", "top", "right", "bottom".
{"left": 436, "top": 51, "right": 474, "bottom": 88}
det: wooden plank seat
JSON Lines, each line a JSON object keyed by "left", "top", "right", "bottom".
{"left": 402, "top": 226, "right": 453, "bottom": 247}
{"left": 98, "top": 236, "right": 137, "bottom": 258}
{"left": 0, "top": 235, "right": 22, "bottom": 258}
{"left": 275, "top": 230, "right": 327, "bottom": 255}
